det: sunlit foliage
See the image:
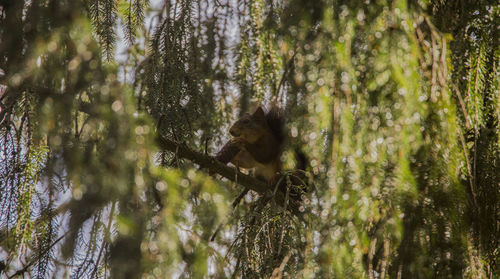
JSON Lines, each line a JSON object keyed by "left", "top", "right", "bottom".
{"left": 0, "top": 0, "right": 498, "bottom": 278}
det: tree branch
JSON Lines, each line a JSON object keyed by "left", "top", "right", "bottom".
{"left": 156, "top": 135, "right": 269, "bottom": 193}
{"left": 156, "top": 135, "right": 307, "bottom": 215}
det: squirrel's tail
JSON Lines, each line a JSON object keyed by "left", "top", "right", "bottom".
{"left": 294, "top": 147, "right": 308, "bottom": 171}
{"left": 265, "top": 106, "right": 285, "bottom": 145}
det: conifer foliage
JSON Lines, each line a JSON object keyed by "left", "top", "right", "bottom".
{"left": 0, "top": 0, "right": 498, "bottom": 278}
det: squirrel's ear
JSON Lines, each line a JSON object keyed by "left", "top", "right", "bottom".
{"left": 253, "top": 106, "right": 265, "bottom": 119}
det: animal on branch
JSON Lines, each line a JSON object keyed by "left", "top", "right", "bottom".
{"left": 220, "top": 106, "right": 284, "bottom": 181}
{"left": 215, "top": 106, "right": 309, "bottom": 208}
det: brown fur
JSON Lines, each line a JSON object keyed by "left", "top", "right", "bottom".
{"left": 229, "top": 106, "right": 284, "bottom": 181}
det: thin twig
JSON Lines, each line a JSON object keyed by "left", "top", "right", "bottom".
{"left": 90, "top": 202, "right": 116, "bottom": 278}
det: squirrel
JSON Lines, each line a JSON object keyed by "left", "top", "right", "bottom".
{"left": 214, "top": 106, "right": 284, "bottom": 209}
{"left": 213, "top": 106, "right": 309, "bottom": 216}
{"left": 216, "top": 106, "right": 284, "bottom": 182}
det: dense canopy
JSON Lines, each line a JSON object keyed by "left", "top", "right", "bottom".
{"left": 0, "top": 0, "right": 498, "bottom": 278}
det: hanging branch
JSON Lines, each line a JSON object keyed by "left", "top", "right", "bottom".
{"left": 6, "top": 233, "right": 68, "bottom": 279}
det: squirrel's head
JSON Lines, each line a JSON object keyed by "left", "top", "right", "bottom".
{"left": 229, "top": 107, "right": 268, "bottom": 143}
